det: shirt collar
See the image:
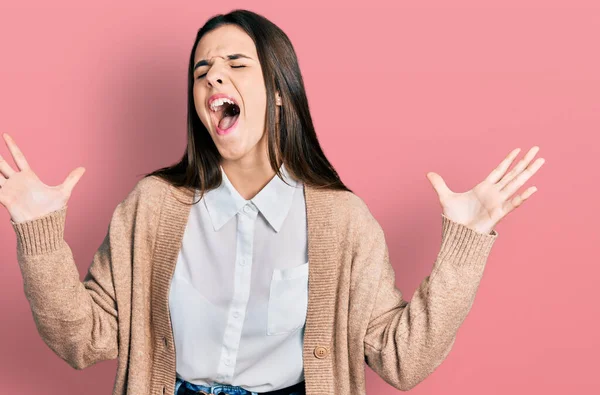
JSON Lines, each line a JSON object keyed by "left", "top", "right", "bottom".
{"left": 203, "top": 163, "right": 300, "bottom": 232}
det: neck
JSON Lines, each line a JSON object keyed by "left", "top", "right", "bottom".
{"left": 221, "top": 157, "right": 277, "bottom": 201}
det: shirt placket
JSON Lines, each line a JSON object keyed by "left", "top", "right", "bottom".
{"left": 216, "top": 201, "right": 258, "bottom": 383}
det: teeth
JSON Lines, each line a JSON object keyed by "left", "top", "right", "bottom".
{"left": 209, "top": 97, "right": 237, "bottom": 112}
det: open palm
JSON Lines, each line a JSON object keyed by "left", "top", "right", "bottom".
{"left": 427, "top": 146, "right": 545, "bottom": 234}
{"left": 0, "top": 133, "right": 85, "bottom": 224}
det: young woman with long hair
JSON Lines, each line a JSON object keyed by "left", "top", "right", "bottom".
{"left": 3, "top": 9, "right": 544, "bottom": 395}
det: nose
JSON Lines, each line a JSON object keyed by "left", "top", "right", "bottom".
{"left": 205, "top": 61, "right": 226, "bottom": 87}
{"left": 207, "top": 76, "right": 223, "bottom": 85}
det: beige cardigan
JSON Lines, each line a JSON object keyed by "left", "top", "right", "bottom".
{"left": 11, "top": 175, "right": 498, "bottom": 395}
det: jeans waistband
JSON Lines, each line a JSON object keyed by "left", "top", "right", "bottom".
{"left": 175, "top": 377, "right": 306, "bottom": 395}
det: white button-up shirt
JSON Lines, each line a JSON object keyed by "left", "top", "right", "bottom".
{"left": 168, "top": 163, "right": 308, "bottom": 392}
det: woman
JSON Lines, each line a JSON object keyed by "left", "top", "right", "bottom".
{"left": 2, "top": 9, "right": 544, "bottom": 395}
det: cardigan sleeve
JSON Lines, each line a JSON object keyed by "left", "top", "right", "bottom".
{"left": 10, "top": 181, "right": 146, "bottom": 370}
{"left": 360, "top": 211, "right": 498, "bottom": 391}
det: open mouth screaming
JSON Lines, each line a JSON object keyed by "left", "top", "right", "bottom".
{"left": 209, "top": 97, "right": 241, "bottom": 131}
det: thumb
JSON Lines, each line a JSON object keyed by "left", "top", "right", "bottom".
{"left": 426, "top": 172, "right": 452, "bottom": 199}
{"left": 61, "top": 167, "right": 86, "bottom": 195}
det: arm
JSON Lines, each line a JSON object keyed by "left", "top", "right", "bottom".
{"left": 10, "top": 181, "right": 146, "bottom": 370}
{"left": 360, "top": 212, "right": 498, "bottom": 391}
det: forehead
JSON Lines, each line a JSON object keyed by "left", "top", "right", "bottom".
{"left": 194, "top": 24, "right": 258, "bottom": 62}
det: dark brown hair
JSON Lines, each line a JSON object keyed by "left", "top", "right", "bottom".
{"left": 143, "top": 9, "right": 352, "bottom": 203}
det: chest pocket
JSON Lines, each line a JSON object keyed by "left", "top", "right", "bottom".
{"left": 267, "top": 261, "right": 309, "bottom": 335}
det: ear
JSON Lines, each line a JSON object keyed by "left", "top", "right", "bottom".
{"left": 275, "top": 91, "right": 282, "bottom": 106}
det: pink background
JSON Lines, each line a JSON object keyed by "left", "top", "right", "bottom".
{"left": 0, "top": 0, "right": 597, "bottom": 394}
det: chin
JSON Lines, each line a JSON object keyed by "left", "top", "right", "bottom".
{"left": 215, "top": 144, "right": 250, "bottom": 162}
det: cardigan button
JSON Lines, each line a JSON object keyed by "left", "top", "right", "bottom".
{"left": 313, "top": 345, "right": 328, "bottom": 359}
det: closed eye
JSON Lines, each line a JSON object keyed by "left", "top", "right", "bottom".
{"left": 196, "top": 65, "right": 247, "bottom": 80}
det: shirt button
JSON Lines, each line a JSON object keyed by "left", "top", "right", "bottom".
{"left": 225, "top": 358, "right": 231, "bottom": 366}
{"left": 240, "top": 259, "right": 246, "bottom": 266}
{"left": 243, "top": 205, "right": 251, "bottom": 213}
{"left": 233, "top": 311, "right": 240, "bottom": 318}
{"left": 314, "top": 345, "right": 328, "bottom": 359}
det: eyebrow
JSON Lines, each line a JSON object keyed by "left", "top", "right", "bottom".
{"left": 194, "top": 54, "right": 253, "bottom": 70}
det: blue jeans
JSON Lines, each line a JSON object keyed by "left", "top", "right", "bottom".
{"left": 174, "top": 377, "right": 306, "bottom": 395}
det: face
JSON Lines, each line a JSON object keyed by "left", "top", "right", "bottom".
{"left": 193, "top": 24, "right": 281, "bottom": 165}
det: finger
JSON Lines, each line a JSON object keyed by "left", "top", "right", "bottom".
{"left": 426, "top": 172, "right": 452, "bottom": 200}
{"left": 485, "top": 148, "right": 521, "bottom": 184}
{"left": 500, "top": 158, "right": 545, "bottom": 198}
{"left": 61, "top": 167, "right": 85, "bottom": 195}
{"left": 0, "top": 153, "right": 17, "bottom": 178}
{"left": 496, "top": 146, "right": 540, "bottom": 190}
{"left": 502, "top": 186, "right": 537, "bottom": 214}
{"left": 3, "top": 133, "right": 31, "bottom": 171}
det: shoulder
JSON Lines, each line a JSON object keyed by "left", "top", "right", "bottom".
{"left": 134, "top": 175, "right": 170, "bottom": 195}
{"left": 309, "top": 187, "right": 369, "bottom": 214}
{"left": 335, "top": 190, "right": 380, "bottom": 227}
{"left": 313, "top": 188, "right": 383, "bottom": 240}
{"left": 343, "top": 192, "right": 384, "bottom": 239}
{"left": 127, "top": 175, "right": 170, "bottom": 200}
{"left": 106, "top": 175, "right": 172, "bottom": 239}
{"left": 321, "top": 190, "right": 387, "bottom": 265}
{"left": 115, "top": 175, "right": 171, "bottom": 216}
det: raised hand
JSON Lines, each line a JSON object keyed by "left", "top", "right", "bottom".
{"left": 426, "top": 146, "right": 545, "bottom": 234}
{"left": 0, "top": 133, "right": 86, "bottom": 224}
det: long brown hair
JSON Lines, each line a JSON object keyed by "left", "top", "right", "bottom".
{"left": 143, "top": 9, "right": 352, "bottom": 204}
